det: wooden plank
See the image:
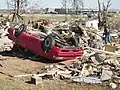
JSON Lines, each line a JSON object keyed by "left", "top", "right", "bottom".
{"left": 85, "top": 47, "right": 120, "bottom": 56}
{"left": 14, "top": 74, "right": 34, "bottom": 78}
{"left": 14, "top": 72, "right": 56, "bottom": 78}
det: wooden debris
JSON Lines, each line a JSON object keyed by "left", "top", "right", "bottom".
{"left": 31, "top": 76, "right": 42, "bottom": 85}
{"left": 85, "top": 47, "right": 120, "bottom": 56}
{"left": 100, "top": 70, "right": 113, "bottom": 81}
{"left": 59, "top": 74, "right": 71, "bottom": 80}
{"left": 103, "top": 44, "right": 117, "bottom": 52}
{"left": 109, "top": 82, "right": 117, "bottom": 89}
{"left": 14, "top": 72, "right": 56, "bottom": 79}
{"left": 36, "top": 73, "right": 55, "bottom": 79}
{"left": 14, "top": 74, "right": 34, "bottom": 78}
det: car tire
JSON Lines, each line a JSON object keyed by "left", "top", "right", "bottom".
{"left": 68, "top": 37, "right": 78, "bottom": 47}
{"left": 42, "top": 35, "right": 55, "bottom": 52}
{"left": 72, "top": 37, "right": 78, "bottom": 47}
{"left": 15, "top": 24, "right": 27, "bottom": 37}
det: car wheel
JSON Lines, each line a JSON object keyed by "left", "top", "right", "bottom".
{"left": 15, "top": 24, "right": 27, "bottom": 37}
{"left": 68, "top": 37, "right": 78, "bottom": 47}
{"left": 42, "top": 35, "right": 55, "bottom": 52}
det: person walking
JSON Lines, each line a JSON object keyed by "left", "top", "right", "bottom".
{"left": 103, "top": 27, "right": 111, "bottom": 44}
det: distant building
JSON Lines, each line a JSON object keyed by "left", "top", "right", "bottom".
{"left": 44, "top": 8, "right": 58, "bottom": 14}
{"left": 108, "top": 9, "right": 119, "bottom": 13}
{"left": 43, "top": 8, "right": 100, "bottom": 15}
{"left": 0, "top": 8, "right": 119, "bottom": 14}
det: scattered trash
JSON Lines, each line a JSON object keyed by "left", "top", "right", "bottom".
{"left": 90, "top": 52, "right": 106, "bottom": 65}
{"left": 109, "top": 82, "right": 117, "bottom": 89}
{"left": 100, "top": 70, "right": 113, "bottom": 81}
{"left": 0, "top": 14, "right": 120, "bottom": 89}
{"left": 71, "top": 76, "right": 102, "bottom": 84}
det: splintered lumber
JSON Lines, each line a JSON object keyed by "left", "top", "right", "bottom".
{"left": 85, "top": 47, "right": 120, "bottom": 56}
{"left": 59, "top": 74, "right": 72, "bottom": 80}
{"left": 65, "top": 66, "right": 81, "bottom": 73}
{"left": 14, "top": 72, "right": 56, "bottom": 78}
{"left": 14, "top": 74, "right": 34, "bottom": 78}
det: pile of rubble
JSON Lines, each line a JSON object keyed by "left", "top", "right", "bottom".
{"left": 0, "top": 17, "right": 120, "bottom": 89}
{"left": 14, "top": 48, "right": 120, "bottom": 89}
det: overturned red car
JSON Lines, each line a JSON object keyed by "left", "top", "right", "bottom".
{"left": 7, "top": 24, "right": 83, "bottom": 61}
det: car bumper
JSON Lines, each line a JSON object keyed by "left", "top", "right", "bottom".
{"left": 53, "top": 50, "right": 84, "bottom": 60}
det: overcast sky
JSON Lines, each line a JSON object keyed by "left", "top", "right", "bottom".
{"left": 1, "top": 0, "right": 119, "bottom": 9}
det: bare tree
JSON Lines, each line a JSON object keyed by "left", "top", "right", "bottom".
{"left": 72, "top": 0, "right": 84, "bottom": 15}
{"left": 7, "top": 0, "right": 28, "bottom": 13}
{"left": 61, "top": 0, "right": 68, "bottom": 21}
{"left": 7, "top": 0, "right": 28, "bottom": 22}
{"left": 97, "top": 0, "right": 112, "bottom": 29}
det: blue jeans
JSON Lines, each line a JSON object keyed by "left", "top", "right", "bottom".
{"left": 104, "top": 35, "right": 111, "bottom": 44}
